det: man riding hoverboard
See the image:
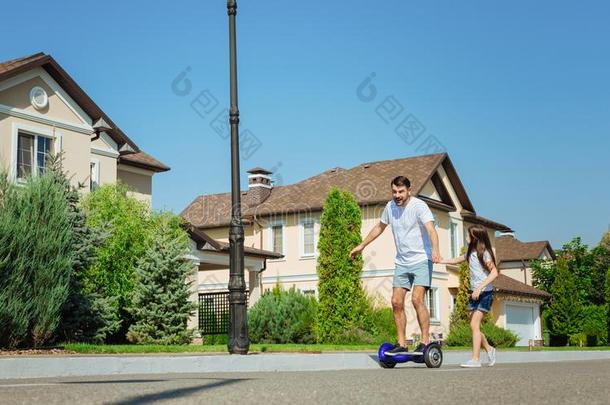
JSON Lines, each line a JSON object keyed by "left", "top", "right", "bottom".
{"left": 350, "top": 176, "right": 443, "bottom": 367}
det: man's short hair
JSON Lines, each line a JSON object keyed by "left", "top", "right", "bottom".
{"left": 391, "top": 176, "right": 411, "bottom": 188}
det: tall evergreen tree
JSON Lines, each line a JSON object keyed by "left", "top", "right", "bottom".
{"left": 450, "top": 258, "right": 470, "bottom": 328}
{"left": 548, "top": 258, "right": 583, "bottom": 343}
{"left": 126, "top": 214, "right": 196, "bottom": 344}
{"left": 0, "top": 170, "right": 73, "bottom": 348}
{"left": 316, "top": 188, "right": 369, "bottom": 343}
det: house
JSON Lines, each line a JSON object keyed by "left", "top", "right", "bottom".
{"left": 495, "top": 234, "right": 555, "bottom": 345}
{"left": 0, "top": 53, "right": 169, "bottom": 201}
{"left": 183, "top": 152, "right": 551, "bottom": 344}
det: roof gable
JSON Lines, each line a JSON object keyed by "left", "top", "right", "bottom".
{"left": 0, "top": 53, "right": 137, "bottom": 151}
{"left": 496, "top": 235, "right": 556, "bottom": 263}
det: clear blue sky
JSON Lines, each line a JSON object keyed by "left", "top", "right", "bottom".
{"left": 3, "top": 0, "right": 609, "bottom": 248}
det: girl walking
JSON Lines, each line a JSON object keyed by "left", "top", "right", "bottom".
{"left": 441, "top": 225, "right": 498, "bottom": 367}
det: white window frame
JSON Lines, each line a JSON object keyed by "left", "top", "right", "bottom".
{"left": 266, "top": 220, "right": 286, "bottom": 261}
{"left": 426, "top": 287, "right": 441, "bottom": 324}
{"left": 11, "top": 123, "right": 62, "bottom": 182}
{"left": 449, "top": 219, "right": 460, "bottom": 258}
{"left": 90, "top": 158, "right": 100, "bottom": 191}
{"left": 299, "top": 216, "right": 317, "bottom": 259}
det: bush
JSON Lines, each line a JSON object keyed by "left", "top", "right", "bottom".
{"left": 445, "top": 322, "right": 517, "bottom": 348}
{"left": 316, "top": 188, "right": 369, "bottom": 343}
{"left": 368, "top": 306, "right": 397, "bottom": 343}
{"left": 82, "top": 183, "right": 154, "bottom": 342}
{"left": 577, "top": 305, "right": 608, "bottom": 346}
{"left": 249, "top": 286, "right": 317, "bottom": 344}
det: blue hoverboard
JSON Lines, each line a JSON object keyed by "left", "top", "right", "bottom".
{"left": 377, "top": 342, "right": 443, "bottom": 368}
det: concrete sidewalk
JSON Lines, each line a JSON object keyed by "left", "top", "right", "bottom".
{"left": 2, "top": 350, "right": 610, "bottom": 379}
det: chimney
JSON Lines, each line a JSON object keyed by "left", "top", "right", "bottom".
{"left": 246, "top": 167, "right": 273, "bottom": 206}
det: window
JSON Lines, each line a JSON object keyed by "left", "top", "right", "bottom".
{"left": 426, "top": 288, "right": 440, "bottom": 322}
{"left": 450, "top": 221, "right": 458, "bottom": 256}
{"left": 37, "top": 136, "right": 52, "bottom": 175}
{"left": 272, "top": 224, "right": 283, "bottom": 255}
{"left": 301, "top": 220, "right": 315, "bottom": 257}
{"left": 90, "top": 160, "right": 100, "bottom": 190}
{"left": 16, "top": 131, "right": 52, "bottom": 180}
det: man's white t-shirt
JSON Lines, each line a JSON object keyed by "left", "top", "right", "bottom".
{"left": 380, "top": 197, "right": 435, "bottom": 267}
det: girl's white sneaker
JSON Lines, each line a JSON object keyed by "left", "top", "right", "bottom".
{"left": 460, "top": 359, "right": 481, "bottom": 368}
{"left": 487, "top": 347, "right": 497, "bottom": 367}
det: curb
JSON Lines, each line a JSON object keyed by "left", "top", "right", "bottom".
{"left": 2, "top": 351, "right": 610, "bottom": 379}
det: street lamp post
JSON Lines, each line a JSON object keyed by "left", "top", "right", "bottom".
{"left": 226, "top": 0, "right": 249, "bottom": 355}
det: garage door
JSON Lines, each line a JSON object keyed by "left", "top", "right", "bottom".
{"left": 505, "top": 304, "right": 535, "bottom": 346}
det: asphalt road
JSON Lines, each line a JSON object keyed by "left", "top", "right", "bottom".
{"left": 1, "top": 360, "right": 609, "bottom": 404}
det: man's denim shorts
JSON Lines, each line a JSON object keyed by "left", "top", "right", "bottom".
{"left": 468, "top": 290, "right": 494, "bottom": 313}
{"left": 393, "top": 260, "right": 432, "bottom": 290}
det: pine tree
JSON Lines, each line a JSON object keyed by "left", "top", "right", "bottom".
{"left": 548, "top": 258, "right": 583, "bottom": 343}
{"left": 127, "top": 214, "right": 196, "bottom": 344}
{"left": 450, "top": 258, "right": 470, "bottom": 328}
{"left": 316, "top": 188, "right": 369, "bottom": 343}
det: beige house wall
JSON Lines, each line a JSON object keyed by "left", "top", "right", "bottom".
{"left": 0, "top": 75, "right": 84, "bottom": 123}
{"left": 0, "top": 69, "right": 156, "bottom": 201}
{"left": 0, "top": 114, "right": 91, "bottom": 188}
{"left": 117, "top": 165, "right": 153, "bottom": 204}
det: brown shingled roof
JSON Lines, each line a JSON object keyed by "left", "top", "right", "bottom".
{"left": 187, "top": 224, "right": 282, "bottom": 259}
{"left": 496, "top": 235, "right": 555, "bottom": 263}
{"left": 493, "top": 274, "right": 551, "bottom": 299}
{"left": 1, "top": 53, "right": 169, "bottom": 172}
{"left": 119, "top": 151, "right": 170, "bottom": 173}
{"left": 182, "top": 153, "right": 511, "bottom": 230}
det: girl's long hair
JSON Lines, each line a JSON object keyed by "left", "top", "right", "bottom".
{"left": 466, "top": 225, "right": 497, "bottom": 271}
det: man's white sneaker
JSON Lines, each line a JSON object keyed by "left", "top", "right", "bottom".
{"left": 460, "top": 359, "right": 481, "bottom": 368}
{"left": 487, "top": 347, "right": 496, "bottom": 367}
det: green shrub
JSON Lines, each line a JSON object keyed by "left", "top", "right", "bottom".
{"left": 82, "top": 183, "right": 154, "bottom": 342}
{"left": 445, "top": 322, "right": 517, "bottom": 348}
{"left": 203, "top": 334, "right": 228, "bottom": 345}
{"left": 368, "top": 306, "right": 397, "bottom": 343}
{"left": 316, "top": 188, "right": 369, "bottom": 343}
{"left": 578, "top": 305, "right": 608, "bottom": 346}
{"left": 249, "top": 286, "right": 317, "bottom": 344}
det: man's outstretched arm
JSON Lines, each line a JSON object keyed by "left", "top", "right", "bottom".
{"left": 349, "top": 222, "right": 387, "bottom": 260}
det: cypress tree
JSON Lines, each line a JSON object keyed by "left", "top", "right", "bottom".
{"left": 316, "top": 187, "right": 369, "bottom": 343}
{"left": 450, "top": 258, "right": 471, "bottom": 328}
{"left": 549, "top": 258, "right": 583, "bottom": 343}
